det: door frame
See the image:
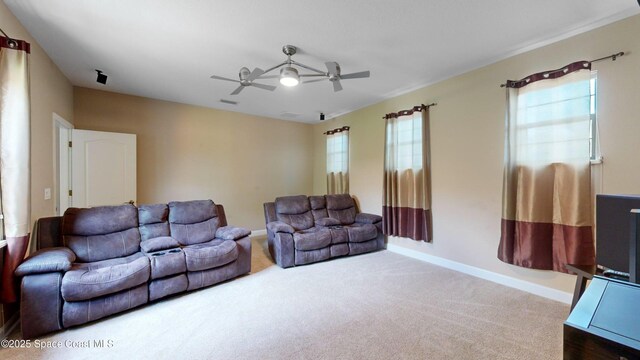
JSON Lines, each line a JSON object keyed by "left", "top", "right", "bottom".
{"left": 53, "top": 113, "right": 73, "bottom": 215}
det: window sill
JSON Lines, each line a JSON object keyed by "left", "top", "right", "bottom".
{"left": 0, "top": 240, "right": 6, "bottom": 250}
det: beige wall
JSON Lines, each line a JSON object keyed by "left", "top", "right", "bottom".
{"left": 74, "top": 88, "right": 314, "bottom": 230}
{"left": 0, "top": 3, "right": 74, "bottom": 332}
{"left": 312, "top": 15, "right": 640, "bottom": 294}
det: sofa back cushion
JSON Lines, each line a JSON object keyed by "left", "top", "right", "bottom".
{"left": 168, "top": 200, "right": 220, "bottom": 246}
{"left": 138, "top": 203, "right": 170, "bottom": 241}
{"left": 325, "top": 194, "right": 357, "bottom": 225}
{"left": 309, "top": 196, "right": 328, "bottom": 221}
{"left": 62, "top": 204, "right": 140, "bottom": 262}
{"left": 274, "top": 195, "right": 313, "bottom": 231}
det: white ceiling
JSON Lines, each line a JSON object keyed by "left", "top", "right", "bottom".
{"left": 4, "top": 0, "right": 639, "bottom": 123}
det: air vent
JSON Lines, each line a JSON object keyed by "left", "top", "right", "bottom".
{"left": 280, "top": 112, "right": 301, "bottom": 118}
{"left": 220, "top": 99, "right": 238, "bottom": 105}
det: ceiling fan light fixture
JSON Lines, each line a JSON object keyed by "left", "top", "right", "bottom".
{"left": 279, "top": 66, "right": 300, "bottom": 87}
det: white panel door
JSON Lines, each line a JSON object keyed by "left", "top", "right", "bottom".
{"left": 71, "top": 129, "right": 136, "bottom": 208}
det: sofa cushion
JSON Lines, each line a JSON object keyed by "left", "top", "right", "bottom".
{"left": 62, "top": 284, "right": 148, "bottom": 328}
{"left": 168, "top": 200, "right": 218, "bottom": 224}
{"left": 140, "top": 222, "right": 171, "bottom": 242}
{"left": 169, "top": 200, "right": 220, "bottom": 245}
{"left": 147, "top": 249, "right": 186, "bottom": 279}
{"left": 64, "top": 228, "right": 141, "bottom": 263}
{"left": 293, "top": 228, "right": 331, "bottom": 251}
{"left": 15, "top": 247, "right": 76, "bottom": 276}
{"left": 61, "top": 252, "right": 150, "bottom": 302}
{"left": 171, "top": 218, "right": 220, "bottom": 246}
{"left": 275, "top": 195, "right": 310, "bottom": 215}
{"left": 215, "top": 226, "right": 251, "bottom": 240}
{"left": 138, "top": 204, "right": 170, "bottom": 241}
{"left": 266, "top": 221, "right": 295, "bottom": 234}
{"left": 182, "top": 239, "right": 238, "bottom": 272}
{"left": 140, "top": 236, "right": 180, "bottom": 253}
{"left": 63, "top": 204, "right": 141, "bottom": 262}
{"left": 326, "top": 194, "right": 357, "bottom": 225}
{"left": 63, "top": 204, "right": 138, "bottom": 236}
{"left": 315, "top": 218, "right": 341, "bottom": 227}
{"left": 275, "top": 195, "right": 314, "bottom": 231}
{"left": 309, "top": 195, "right": 328, "bottom": 221}
{"left": 346, "top": 223, "right": 378, "bottom": 243}
{"left": 138, "top": 203, "right": 169, "bottom": 225}
{"left": 329, "top": 228, "right": 349, "bottom": 244}
{"left": 355, "top": 212, "right": 382, "bottom": 224}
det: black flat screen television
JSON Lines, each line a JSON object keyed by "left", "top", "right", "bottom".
{"left": 596, "top": 194, "right": 640, "bottom": 283}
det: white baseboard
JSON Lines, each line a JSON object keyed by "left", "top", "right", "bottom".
{"left": 386, "top": 244, "right": 572, "bottom": 304}
{"left": 1, "top": 313, "right": 19, "bottom": 340}
{"left": 250, "top": 229, "right": 267, "bottom": 237}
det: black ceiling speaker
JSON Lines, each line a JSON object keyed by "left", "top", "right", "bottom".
{"left": 95, "top": 69, "right": 107, "bottom": 84}
{"left": 320, "top": 113, "right": 325, "bottom": 121}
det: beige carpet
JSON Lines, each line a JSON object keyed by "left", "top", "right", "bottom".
{"left": 2, "top": 237, "right": 567, "bottom": 359}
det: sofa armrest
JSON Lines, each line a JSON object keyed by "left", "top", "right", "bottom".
{"left": 140, "top": 236, "right": 180, "bottom": 253}
{"left": 356, "top": 213, "right": 382, "bottom": 224}
{"left": 315, "top": 218, "right": 341, "bottom": 227}
{"left": 266, "top": 221, "right": 294, "bottom": 234}
{"left": 15, "top": 247, "right": 76, "bottom": 276}
{"left": 216, "top": 226, "right": 251, "bottom": 240}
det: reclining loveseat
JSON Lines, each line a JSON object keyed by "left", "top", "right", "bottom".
{"left": 263, "top": 194, "right": 384, "bottom": 268}
{"left": 15, "top": 199, "right": 251, "bottom": 338}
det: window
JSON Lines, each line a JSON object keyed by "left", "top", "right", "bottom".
{"left": 326, "top": 127, "right": 349, "bottom": 194}
{"left": 513, "top": 70, "right": 595, "bottom": 165}
{"left": 327, "top": 131, "right": 348, "bottom": 174}
{"left": 390, "top": 114, "right": 423, "bottom": 171}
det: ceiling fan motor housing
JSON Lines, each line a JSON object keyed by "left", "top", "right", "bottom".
{"left": 238, "top": 67, "right": 251, "bottom": 82}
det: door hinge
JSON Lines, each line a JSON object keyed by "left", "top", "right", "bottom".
{"left": 68, "top": 190, "right": 72, "bottom": 196}
{"left": 68, "top": 141, "right": 72, "bottom": 147}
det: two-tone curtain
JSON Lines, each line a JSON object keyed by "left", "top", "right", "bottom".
{"left": 498, "top": 61, "right": 595, "bottom": 272}
{"left": 326, "top": 126, "right": 349, "bottom": 194}
{"left": 0, "top": 36, "right": 31, "bottom": 303}
{"left": 383, "top": 105, "right": 432, "bottom": 242}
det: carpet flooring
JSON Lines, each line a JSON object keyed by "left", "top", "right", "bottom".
{"left": 2, "top": 237, "right": 568, "bottom": 359}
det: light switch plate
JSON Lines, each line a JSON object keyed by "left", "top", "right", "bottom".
{"left": 44, "top": 188, "right": 51, "bottom": 200}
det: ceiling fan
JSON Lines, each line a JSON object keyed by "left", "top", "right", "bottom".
{"left": 303, "top": 61, "right": 370, "bottom": 92}
{"left": 210, "top": 67, "right": 276, "bottom": 95}
{"left": 209, "top": 45, "right": 370, "bottom": 95}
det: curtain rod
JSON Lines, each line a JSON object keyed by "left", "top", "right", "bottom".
{"left": 382, "top": 103, "right": 437, "bottom": 120}
{"left": 500, "top": 51, "right": 624, "bottom": 88}
{"left": 0, "top": 27, "right": 26, "bottom": 51}
{"left": 323, "top": 126, "right": 350, "bottom": 135}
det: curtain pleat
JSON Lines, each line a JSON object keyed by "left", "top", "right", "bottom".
{"left": 383, "top": 109, "right": 432, "bottom": 242}
{"left": 327, "top": 171, "right": 349, "bottom": 195}
{"left": 0, "top": 38, "right": 31, "bottom": 303}
{"left": 498, "top": 69, "right": 595, "bottom": 272}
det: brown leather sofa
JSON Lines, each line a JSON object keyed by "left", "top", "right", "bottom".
{"left": 15, "top": 199, "right": 251, "bottom": 338}
{"left": 263, "top": 194, "right": 384, "bottom": 268}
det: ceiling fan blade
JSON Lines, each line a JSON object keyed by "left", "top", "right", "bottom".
{"left": 256, "top": 74, "right": 279, "bottom": 79}
{"left": 247, "top": 68, "right": 265, "bottom": 82}
{"left": 251, "top": 82, "right": 277, "bottom": 91}
{"left": 230, "top": 85, "right": 245, "bottom": 95}
{"left": 340, "top": 70, "right": 370, "bottom": 80}
{"left": 302, "top": 78, "right": 326, "bottom": 84}
{"left": 325, "top": 62, "right": 339, "bottom": 75}
{"left": 332, "top": 80, "right": 343, "bottom": 92}
{"left": 210, "top": 75, "right": 240, "bottom": 83}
